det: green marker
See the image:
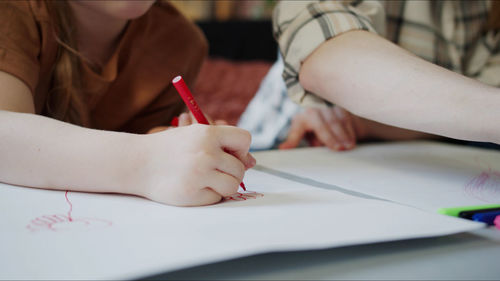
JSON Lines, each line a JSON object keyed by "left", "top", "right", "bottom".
{"left": 438, "top": 204, "right": 500, "bottom": 217}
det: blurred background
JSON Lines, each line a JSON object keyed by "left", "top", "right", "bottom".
{"left": 171, "top": 0, "right": 277, "bottom": 61}
{"left": 171, "top": 0, "right": 275, "bottom": 22}
{"left": 170, "top": 0, "right": 279, "bottom": 125}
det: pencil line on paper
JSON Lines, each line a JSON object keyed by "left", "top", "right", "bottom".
{"left": 26, "top": 191, "right": 112, "bottom": 232}
{"left": 223, "top": 191, "right": 264, "bottom": 202}
{"left": 252, "top": 164, "right": 428, "bottom": 208}
{"left": 65, "top": 190, "right": 73, "bottom": 222}
{"left": 252, "top": 164, "right": 386, "bottom": 200}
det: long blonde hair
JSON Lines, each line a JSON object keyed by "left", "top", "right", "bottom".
{"left": 45, "top": 1, "right": 89, "bottom": 126}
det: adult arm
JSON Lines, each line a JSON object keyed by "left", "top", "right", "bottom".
{"left": 299, "top": 30, "right": 500, "bottom": 144}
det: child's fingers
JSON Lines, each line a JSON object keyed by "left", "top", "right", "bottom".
{"left": 178, "top": 113, "right": 193, "bottom": 126}
{"left": 147, "top": 126, "right": 169, "bottom": 134}
{"left": 246, "top": 153, "right": 256, "bottom": 169}
{"left": 191, "top": 111, "right": 214, "bottom": 125}
{"left": 215, "top": 152, "right": 245, "bottom": 183}
{"left": 214, "top": 119, "right": 228, "bottom": 125}
{"left": 215, "top": 126, "right": 254, "bottom": 168}
{"left": 181, "top": 112, "right": 223, "bottom": 126}
{"left": 189, "top": 188, "right": 223, "bottom": 206}
{"left": 188, "top": 111, "right": 199, "bottom": 123}
{"left": 205, "top": 170, "right": 241, "bottom": 197}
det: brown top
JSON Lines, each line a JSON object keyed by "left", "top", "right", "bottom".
{"left": 0, "top": 1, "right": 207, "bottom": 133}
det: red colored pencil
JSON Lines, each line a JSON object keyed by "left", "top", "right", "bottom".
{"left": 172, "top": 75, "right": 247, "bottom": 191}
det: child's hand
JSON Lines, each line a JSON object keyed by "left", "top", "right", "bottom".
{"left": 147, "top": 113, "right": 228, "bottom": 134}
{"left": 137, "top": 124, "right": 255, "bottom": 206}
{"left": 148, "top": 126, "right": 170, "bottom": 134}
{"left": 279, "top": 106, "right": 357, "bottom": 151}
{"left": 176, "top": 112, "right": 228, "bottom": 126}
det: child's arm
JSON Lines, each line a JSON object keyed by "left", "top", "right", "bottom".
{"left": 300, "top": 30, "right": 500, "bottom": 144}
{"left": 0, "top": 71, "right": 255, "bottom": 206}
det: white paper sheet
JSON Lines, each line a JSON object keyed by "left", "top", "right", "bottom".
{"left": 254, "top": 141, "right": 500, "bottom": 212}
{"left": 0, "top": 167, "right": 481, "bottom": 279}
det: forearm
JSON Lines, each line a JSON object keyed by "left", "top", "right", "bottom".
{"left": 0, "top": 110, "right": 144, "bottom": 195}
{"left": 300, "top": 30, "right": 500, "bottom": 143}
{"left": 353, "top": 115, "right": 440, "bottom": 141}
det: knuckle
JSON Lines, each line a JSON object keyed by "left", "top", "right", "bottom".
{"left": 195, "top": 124, "right": 216, "bottom": 140}
{"left": 196, "top": 149, "right": 216, "bottom": 165}
{"left": 241, "top": 129, "right": 252, "bottom": 147}
{"left": 319, "top": 131, "right": 336, "bottom": 143}
{"left": 234, "top": 127, "right": 252, "bottom": 148}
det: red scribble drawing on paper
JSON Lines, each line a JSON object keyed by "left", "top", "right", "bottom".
{"left": 65, "top": 190, "right": 73, "bottom": 221}
{"left": 26, "top": 191, "right": 112, "bottom": 232}
{"left": 464, "top": 161, "right": 500, "bottom": 202}
{"left": 223, "top": 191, "right": 264, "bottom": 202}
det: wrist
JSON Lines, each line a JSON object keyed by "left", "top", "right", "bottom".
{"left": 110, "top": 132, "right": 150, "bottom": 197}
{"left": 481, "top": 87, "right": 500, "bottom": 144}
{"left": 352, "top": 115, "right": 369, "bottom": 140}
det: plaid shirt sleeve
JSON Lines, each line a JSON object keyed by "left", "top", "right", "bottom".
{"left": 273, "top": 0, "right": 385, "bottom": 107}
{"left": 467, "top": 31, "right": 500, "bottom": 87}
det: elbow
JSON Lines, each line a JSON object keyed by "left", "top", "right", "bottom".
{"left": 299, "top": 54, "right": 323, "bottom": 95}
{"left": 298, "top": 33, "right": 369, "bottom": 106}
{"left": 298, "top": 44, "right": 348, "bottom": 105}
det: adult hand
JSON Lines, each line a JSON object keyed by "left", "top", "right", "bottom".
{"left": 279, "top": 106, "right": 357, "bottom": 151}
